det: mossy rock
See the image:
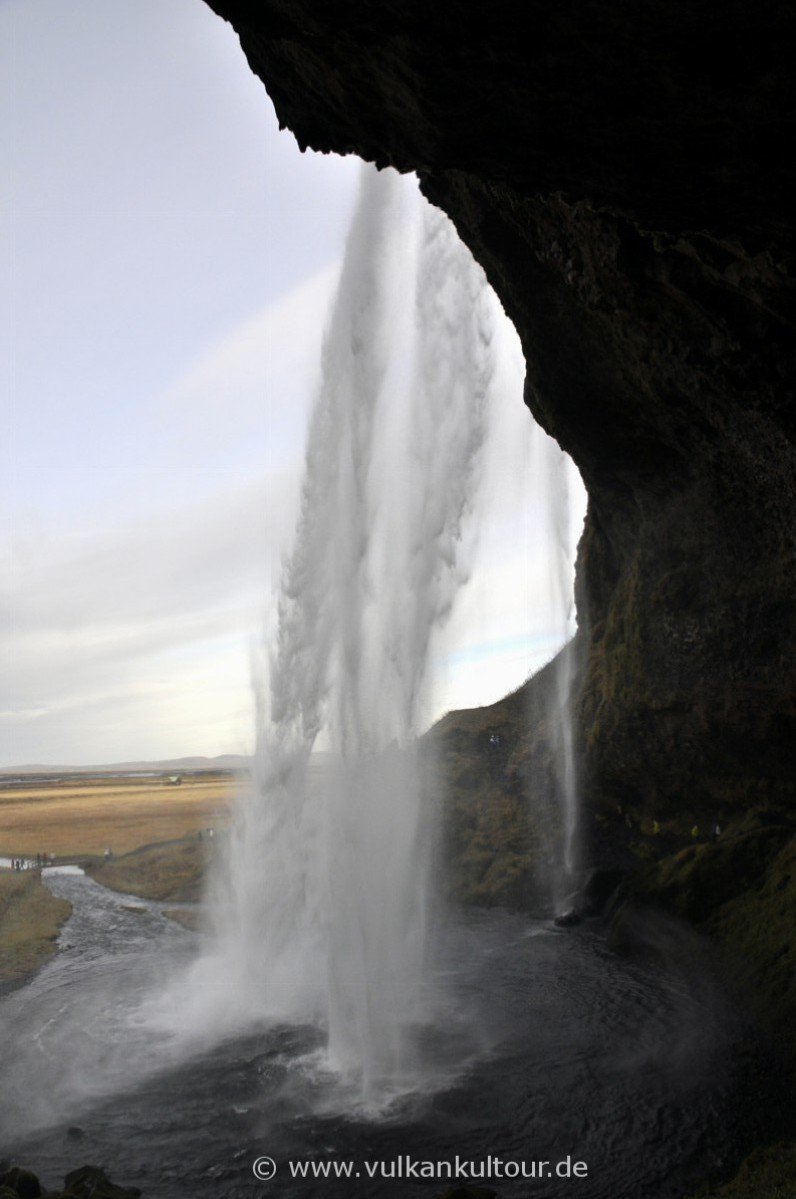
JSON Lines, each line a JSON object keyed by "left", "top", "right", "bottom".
{"left": 634, "top": 827, "right": 792, "bottom": 924}
{"left": 703, "top": 836, "right": 796, "bottom": 1069}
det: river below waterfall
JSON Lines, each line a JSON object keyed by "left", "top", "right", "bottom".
{"left": 1, "top": 871, "right": 758, "bottom": 1199}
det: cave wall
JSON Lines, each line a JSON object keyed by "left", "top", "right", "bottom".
{"left": 207, "top": 1, "right": 796, "bottom": 828}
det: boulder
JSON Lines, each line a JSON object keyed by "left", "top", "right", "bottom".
{"left": 0, "top": 1168, "right": 41, "bottom": 1199}
{"left": 61, "top": 1167, "right": 141, "bottom": 1199}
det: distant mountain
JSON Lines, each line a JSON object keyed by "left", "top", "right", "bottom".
{"left": 0, "top": 754, "right": 252, "bottom": 776}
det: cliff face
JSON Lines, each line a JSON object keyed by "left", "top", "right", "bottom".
{"left": 206, "top": 1, "right": 795, "bottom": 828}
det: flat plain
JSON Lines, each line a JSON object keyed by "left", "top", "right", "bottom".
{"left": 0, "top": 773, "right": 238, "bottom": 858}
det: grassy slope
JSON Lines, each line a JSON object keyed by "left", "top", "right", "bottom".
{"left": 86, "top": 837, "right": 212, "bottom": 902}
{"left": 0, "top": 872, "right": 72, "bottom": 983}
{"left": 427, "top": 653, "right": 565, "bottom": 909}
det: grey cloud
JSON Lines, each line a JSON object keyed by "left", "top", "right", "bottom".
{"left": 4, "top": 474, "right": 297, "bottom": 638}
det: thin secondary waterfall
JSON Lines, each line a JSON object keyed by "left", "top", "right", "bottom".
{"left": 208, "top": 165, "right": 495, "bottom": 1100}
{"left": 529, "top": 429, "right": 583, "bottom": 903}
{"left": 549, "top": 456, "right": 581, "bottom": 892}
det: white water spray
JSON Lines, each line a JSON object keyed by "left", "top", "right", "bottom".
{"left": 206, "top": 165, "right": 495, "bottom": 1100}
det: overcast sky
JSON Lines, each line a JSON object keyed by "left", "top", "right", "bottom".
{"left": 1, "top": 0, "right": 585, "bottom": 767}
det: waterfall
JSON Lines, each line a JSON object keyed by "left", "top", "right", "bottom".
{"left": 206, "top": 164, "right": 495, "bottom": 1101}
{"left": 529, "top": 430, "right": 583, "bottom": 903}
{"left": 157, "top": 162, "right": 586, "bottom": 1104}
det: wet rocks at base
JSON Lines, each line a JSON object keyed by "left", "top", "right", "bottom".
{"left": 0, "top": 1165, "right": 140, "bottom": 1199}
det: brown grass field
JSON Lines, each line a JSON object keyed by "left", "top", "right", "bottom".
{"left": 0, "top": 773, "right": 241, "bottom": 858}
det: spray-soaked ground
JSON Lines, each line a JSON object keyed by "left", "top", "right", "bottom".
{"left": 1, "top": 870, "right": 754, "bottom": 1199}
